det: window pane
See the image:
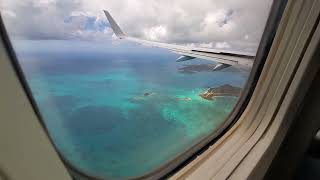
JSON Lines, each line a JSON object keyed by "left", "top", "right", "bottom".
{"left": 1, "top": 0, "right": 272, "bottom": 179}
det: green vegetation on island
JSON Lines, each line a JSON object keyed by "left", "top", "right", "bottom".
{"left": 199, "top": 84, "right": 242, "bottom": 100}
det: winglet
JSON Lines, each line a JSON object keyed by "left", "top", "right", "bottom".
{"left": 103, "top": 10, "right": 126, "bottom": 38}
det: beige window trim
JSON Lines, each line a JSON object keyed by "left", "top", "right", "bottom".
{"left": 0, "top": 35, "right": 72, "bottom": 180}
{"left": 1, "top": 0, "right": 320, "bottom": 180}
{"left": 171, "top": 0, "right": 320, "bottom": 179}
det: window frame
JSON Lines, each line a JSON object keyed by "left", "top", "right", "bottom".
{"left": 0, "top": 0, "right": 289, "bottom": 179}
{"left": 171, "top": 0, "right": 320, "bottom": 179}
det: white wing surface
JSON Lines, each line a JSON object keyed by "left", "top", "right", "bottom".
{"left": 104, "top": 10, "right": 254, "bottom": 70}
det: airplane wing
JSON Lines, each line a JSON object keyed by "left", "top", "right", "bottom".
{"left": 104, "top": 10, "right": 254, "bottom": 70}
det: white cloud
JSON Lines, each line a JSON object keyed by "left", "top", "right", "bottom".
{"left": 215, "top": 42, "right": 231, "bottom": 49}
{"left": 0, "top": 0, "right": 273, "bottom": 52}
{"left": 143, "top": 25, "right": 167, "bottom": 41}
{"left": 1, "top": 10, "right": 16, "bottom": 18}
{"left": 199, "top": 42, "right": 214, "bottom": 48}
{"left": 33, "top": 0, "right": 56, "bottom": 7}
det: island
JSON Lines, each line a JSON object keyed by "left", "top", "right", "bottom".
{"left": 199, "top": 84, "right": 242, "bottom": 100}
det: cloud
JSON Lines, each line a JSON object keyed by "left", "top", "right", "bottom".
{"left": 215, "top": 42, "right": 231, "bottom": 49}
{"left": 143, "top": 25, "right": 168, "bottom": 41}
{"left": 2, "top": 10, "right": 16, "bottom": 18}
{"left": 0, "top": 0, "right": 113, "bottom": 40}
{"left": 0, "top": 0, "right": 273, "bottom": 52}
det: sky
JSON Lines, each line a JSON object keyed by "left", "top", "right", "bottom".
{"left": 0, "top": 0, "right": 273, "bottom": 53}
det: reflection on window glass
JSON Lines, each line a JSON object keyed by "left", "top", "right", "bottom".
{"left": 1, "top": 0, "right": 272, "bottom": 179}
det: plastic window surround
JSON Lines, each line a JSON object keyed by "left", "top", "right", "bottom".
{"left": 0, "top": 0, "right": 296, "bottom": 179}
{"left": 171, "top": 0, "right": 320, "bottom": 179}
{"left": 0, "top": 25, "right": 72, "bottom": 180}
{"left": 0, "top": 4, "right": 282, "bottom": 180}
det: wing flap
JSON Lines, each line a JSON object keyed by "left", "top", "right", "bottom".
{"left": 176, "top": 55, "right": 195, "bottom": 62}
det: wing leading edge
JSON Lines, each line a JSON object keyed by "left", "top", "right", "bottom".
{"left": 104, "top": 10, "right": 254, "bottom": 69}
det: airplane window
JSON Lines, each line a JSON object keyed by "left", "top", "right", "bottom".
{"left": 1, "top": 0, "right": 274, "bottom": 179}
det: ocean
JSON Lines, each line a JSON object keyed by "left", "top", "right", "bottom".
{"left": 14, "top": 40, "right": 249, "bottom": 179}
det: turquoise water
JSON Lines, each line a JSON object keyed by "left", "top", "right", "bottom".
{"left": 15, "top": 40, "right": 249, "bottom": 179}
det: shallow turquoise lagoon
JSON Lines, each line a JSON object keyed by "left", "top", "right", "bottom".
{"left": 16, "top": 40, "right": 249, "bottom": 179}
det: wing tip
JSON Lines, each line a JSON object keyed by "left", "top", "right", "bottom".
{"left": 103, "top": 10, "right": 126, "bottom": 38}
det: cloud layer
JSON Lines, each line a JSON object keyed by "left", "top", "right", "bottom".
{"left": 0, "top": 0, "right": 273, "bottom": 52}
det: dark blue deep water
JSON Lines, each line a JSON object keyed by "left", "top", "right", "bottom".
{"left": 14, "top": 40, "right": 249, "bottom": 179}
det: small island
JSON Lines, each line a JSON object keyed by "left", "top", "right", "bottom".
{"left": 199, "top": 84, "right": 242, "bottom": 100}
